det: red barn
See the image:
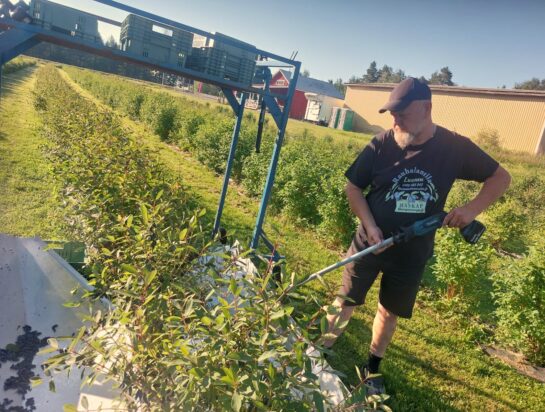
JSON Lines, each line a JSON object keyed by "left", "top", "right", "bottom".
{"left": 251, "top": 69, "right": 344, "bottom": 120}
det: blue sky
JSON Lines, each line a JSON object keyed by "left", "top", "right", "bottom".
{"left": 35, "top": 0, "right": 545, "bottom": 88}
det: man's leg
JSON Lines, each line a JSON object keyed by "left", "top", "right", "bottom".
{"left": 324, "top": 297, "right": 356, "bottom": 348}
{"left": 369, "top": 302, "right": 398, "bottom": 358}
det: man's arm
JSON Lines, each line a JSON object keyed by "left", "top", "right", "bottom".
{"left": 345, "top": 181, "right": 384, "bottom": 245}
{"left": 444, "top": 165, "right": 511, "bottom": 228}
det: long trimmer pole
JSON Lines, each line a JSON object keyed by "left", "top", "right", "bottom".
{"left": 289, "top": 236, "right": 396, "bottom": 291}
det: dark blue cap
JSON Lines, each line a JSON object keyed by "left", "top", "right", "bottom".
{"left": 379, "top": 77, "right": 431, "bottom": 113}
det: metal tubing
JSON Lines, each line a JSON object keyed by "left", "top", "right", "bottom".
{"left": 291, "top": 237, "right": 395, "bottom": 291}
{"left": 0, "top": 27, "right": 39, "bottom": 63}
{"left": 92, "top": 0, "right": 294, "bottom": 64}
{"left": 0, "top": 18, "right": 293, "bottom": 97}
{"left": 212, "top": 92, "right": 247, "bottom": 237}
{"left": 255, "top": 69, "right": 271, "bottom": 153}
{"left": 251, "top": 62, "right": 301, "bottom": 251}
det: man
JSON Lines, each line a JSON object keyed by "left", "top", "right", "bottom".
{"left": 325, "top": 77, "right": 511, "bottom": 394}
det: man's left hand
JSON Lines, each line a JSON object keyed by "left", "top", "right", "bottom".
{"left": 443, "top": 206, "right": 478, "bottom": 228}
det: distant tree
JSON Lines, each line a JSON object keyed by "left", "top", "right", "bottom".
{"left": 390, "top": 69, "right": 406, "bottom": 83}
{"left": 514, "top": 77, "right": 545, "bottom": 90}
{"left": 377, "top": 64, "right": 394, "bottom": 83}
{"left": 301, "top": 69, "right": 311, "bottom": 78}
{"left": 429, "top": 66, "right": 455, "bottom": 86}
{"left": 330, "top": 78, "right": 346, "bottom": 96}
{"left": 105, "top": 34, "right": 119, "bottom": 49}
{"left": 348, "top": 75, "right": 361, "bottom": 84}
{"left": 362, "top": 61, "right": 379, "bottom": 83}
{"left": 419, "top": 76, "right": 429, "bottom": 84}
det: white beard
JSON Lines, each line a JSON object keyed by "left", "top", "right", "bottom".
{"left": 394, "top": 127, "right": 416, "bottom": 149}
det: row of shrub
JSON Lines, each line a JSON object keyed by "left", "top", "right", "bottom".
{"left": 64, "top": 67, "right": 545, "bottom": 365}
{"left": 65, "top": 67, "right": 361, "bottom": 245}
{"left": 3, "top": 56, "right": 36, "bottom": 74}
{"left": 34, "top": 65, "right": 383, "bottom": 411}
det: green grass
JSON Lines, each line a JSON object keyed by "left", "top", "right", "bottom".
{"left": 0, "top": 67, "right": 66, "bottom": 239}
{"left": 59, "top": 67, "right": 545, "bottom": 411}
{"left": 3, "top": 65, "right": 544, "bottom": 410}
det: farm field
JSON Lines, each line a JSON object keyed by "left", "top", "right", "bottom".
{"left": 1, "top": 63, "right": 545, "bottom": 411}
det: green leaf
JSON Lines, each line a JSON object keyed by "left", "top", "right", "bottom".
{"left": 38, "top": 346, "right": 59, "bottom": 355}
{"left": 231, "top": 391, "right": 242, "bottom": 412}
{"left": 201, "top": 316, "right": 213, "bottom": 326}
{"left": 81, "top": 395, "right": 89, "bottom": 410}
{"left": 258, "top": 350, "right": 277, "bottom": 363}
{"left": 69, "top": 326, "right": 86, "bottom": 352}
{"left": 63, "top": 301, "right": 81, "bottom": 308}
{"left": 313, "top": 391, "right": 325, "bottom": 412}
{"left": 30, "top": 376, "right": 43, "bottom": 387}
{"left": 320, "top": 316, "right": 328, "bottom": 334}
{"left": 179, "top": 228, "right": 188, "bottom": 241}
{"left": 144, "top": 269, "right": 158, "bottom": 287}
{"left": 49, "top": 380, "right": 56, "bottom": 393}
{"left": 121, "top": 263, "right": 138, "bottom": 274}
{"left": 63, "top": 405, "right": 77, "bottom": 412}
{"left": 48, "top": 338, "right": 59, "bottom": 350}
{"left": 126, "top": 215, "right": 133, "bottom": 228}
{"left": 140, "top": 203, "right": 149, "bottom": 225}
{"left": 270, "top": 309, "right": 285, "bottom": 320}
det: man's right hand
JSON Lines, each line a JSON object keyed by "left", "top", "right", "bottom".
{"left": 364, "top": 225, "right": 390, "bottom": 255}
{"left": 365, "top": 225, "right": 384, "bottom": 246}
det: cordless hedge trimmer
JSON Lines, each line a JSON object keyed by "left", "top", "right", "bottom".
{"left": 288, "top": 211, "right": 485, "bottom": 291}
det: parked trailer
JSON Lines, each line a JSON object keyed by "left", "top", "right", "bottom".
{"left": 304, "top": 92, "right": 344, "bottom": 124}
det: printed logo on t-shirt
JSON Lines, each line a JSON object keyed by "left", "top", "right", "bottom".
{"left": 385, "top": 167, "right": 438, "bottom": 213}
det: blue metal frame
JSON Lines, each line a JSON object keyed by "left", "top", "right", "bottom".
{"left": 251, "top": 62, "right": 301, "bottom": 253}
{"left": 212, "top": 90, "right": 246, "bottom": 237}
{"left": 0, "top": 0, "right": 302, "bottom": 261}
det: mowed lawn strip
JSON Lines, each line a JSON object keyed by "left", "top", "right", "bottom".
{"left": 0, "top": 67, "right": 66, "bottom": 239}
{"left": 60, "top": 67, "right": 545, "bottom": 411}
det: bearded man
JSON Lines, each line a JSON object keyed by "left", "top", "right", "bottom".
{"left": 325, "top": 77, "right": 511, "bottom": 394}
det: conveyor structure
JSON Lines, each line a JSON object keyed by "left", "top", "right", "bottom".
{"left": 0, "top": 0, "right": 301, "bottom": 261}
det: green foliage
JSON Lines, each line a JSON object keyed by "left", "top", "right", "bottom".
{"left": 475, "top": 128, "right": 501, "bottom": 151}
{"left": 33, "top": 65, "right": 392, "bottom": 411}
{"left": 61, "top": 65, "right": 545, "bottom": 376}
{"left": 484, "top": 197, "right": 527, "bottom": 253}
{"left": 2, "top": 57, "right": 36, "bottom": 75}
{"left": 431, "top": 229, "right": 494, "bottom": 303}
{"left": 514, "top": 77, "right": 545, "bottom": 90}
{"left": 493, "top": 232, "right": 545, "bottom": 365}
{"left": 428, "top": 66, "right": 455, "bottom": 86}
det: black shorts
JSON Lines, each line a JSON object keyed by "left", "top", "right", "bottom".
{"left": 338, "top": 235, "right": 426, "bottom": 319}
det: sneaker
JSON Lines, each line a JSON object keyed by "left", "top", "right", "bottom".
{"left": 359, "top": 365, "right": 386, "bottom": 396}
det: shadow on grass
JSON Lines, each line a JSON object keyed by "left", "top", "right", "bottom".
{"left": 326, "top": 301, "right": 526, "bottom": 412}
{"left": 387, "top": 341, "right": 523, "bottom": 412}
{"left": 327, "top": 312, "right": 459, "bottom": 411}
{"left": 0, "top": 67, "right": 36, "bottom": 101}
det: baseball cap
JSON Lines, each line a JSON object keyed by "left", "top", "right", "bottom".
{"left": 379, "top": 77, "right": 431, "bottom": 113}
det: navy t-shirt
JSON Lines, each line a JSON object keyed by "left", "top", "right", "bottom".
{"left": 345, "top": 126, "right": 499, "bottom": 266}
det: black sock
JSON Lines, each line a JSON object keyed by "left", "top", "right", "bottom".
{"left": 367, "top": 352, "right": 382, "bottom": 374}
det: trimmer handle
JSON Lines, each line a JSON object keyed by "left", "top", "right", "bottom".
{"left": 393, "top": 211, "right": 485, "bottom": 244}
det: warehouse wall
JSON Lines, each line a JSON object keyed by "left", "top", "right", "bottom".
{"left": 345, "top": 84, "right": 545, "bottom": 154}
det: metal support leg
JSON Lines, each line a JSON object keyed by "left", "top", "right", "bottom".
{"left": 212, "top": 92, "right": 247, "bottom": 238}
{"left": 251, "top": 63, "right": 301, "bottom": 252}
{"left": 255, "top": 68, "right": 271, "bottom": 153}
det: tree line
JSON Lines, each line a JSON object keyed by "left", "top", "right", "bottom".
{"left": 328, "top": 61, "right": 545, "bottom": 96}
{"left": 328, "top": 61, "right": 454, "bottom": 95}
